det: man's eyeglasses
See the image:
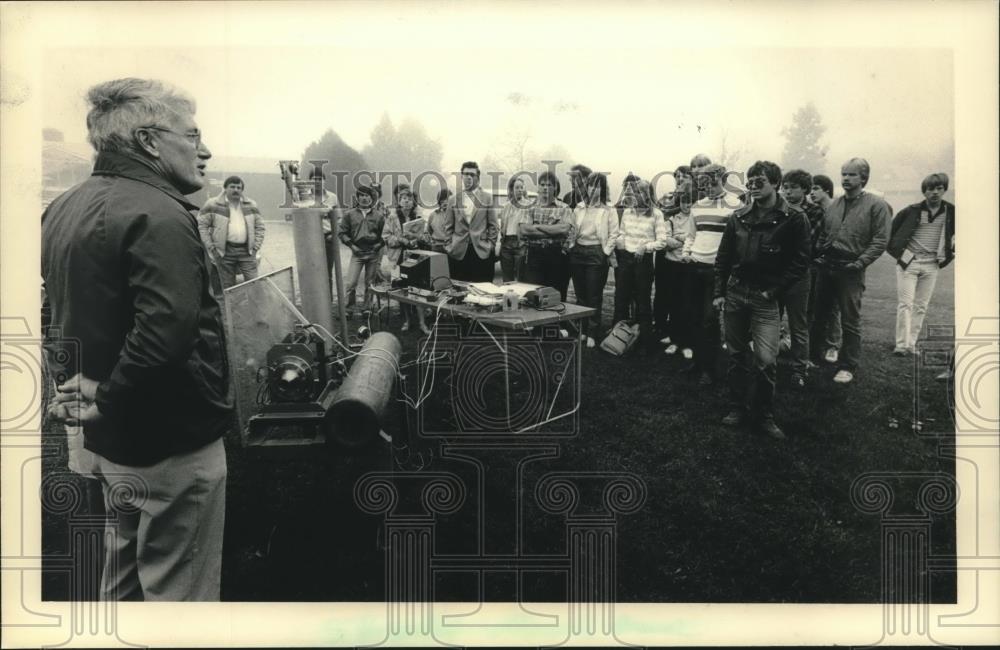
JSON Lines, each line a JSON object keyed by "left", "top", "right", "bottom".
{"left": 139, "top": 126, "right": 203, "bottom": 147}
{"left": 746, "top": 177, "right": 770, "bottom": 189}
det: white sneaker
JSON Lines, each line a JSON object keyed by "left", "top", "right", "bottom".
{"left": 833, "top": 369, "right": 854, "bottom": 384}
{"left": 586, "top": 337, "right": 596, "bottom": 349}
{"left": 664, "top": 344, "right": 678, "bottom": 355}
{"left": 659, "top": 336, "right": 672, "bottom": 345}
{"left": 824, "top": 348, "right": 839, "bottom": 363}
{"left": 682, "top": 348, "right": 693, "bottom": 360}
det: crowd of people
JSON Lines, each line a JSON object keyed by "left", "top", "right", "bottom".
{"left": 39, "top": 77, "right": 956, "bottom": 603}
{"left": 194, "top": 152, "right": 957, "bottom": 440}
{"left": 324, "top": 155, "right": 954, "bottom": 437}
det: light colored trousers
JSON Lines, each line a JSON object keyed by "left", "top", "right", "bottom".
{"left": 99, "top": 438, "right": 227, "bottom": 601}
{"left": 895, "top": 258, "right": 940, "bottom": 350}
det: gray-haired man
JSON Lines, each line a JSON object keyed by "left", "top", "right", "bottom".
{"left": 42, "top": 78, "right": 230, "bottom": 601}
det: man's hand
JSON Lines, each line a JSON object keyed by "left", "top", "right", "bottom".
{"left": 48, "top": 399, "right": 102, "bottom": 426}
{"left": 760, "top": 289, "right": 773, "bottom": 300}
{"left": 681, "top": 253, "right": 693, "bottom": 264}
{"left": 608, "top": 253, "right": 618, "bottom": 268}
{"left": 50, "top": 373, "right": 103, "bottom": 425}
{"left": 56, "top": 373, "right": 99, "bottom": 401}
{"left": 844, "top": 260, "right": 864, "bottom": 271}
{"left": 712, "top": 296, "right": 726, "bottom": 310}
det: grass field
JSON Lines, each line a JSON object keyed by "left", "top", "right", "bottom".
{"left": 42, "top": 221, "right": 957, "bottom": 603}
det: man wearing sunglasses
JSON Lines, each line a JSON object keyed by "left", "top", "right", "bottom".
{"left": 713, "top": 161, "right": 811, "bottom": 440}
{"left": 42, "top": 78, "right": 230, "bottom": 601}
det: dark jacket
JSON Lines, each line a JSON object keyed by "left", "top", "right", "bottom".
{"left": 338, "top": 205, "right": 386, "bottom": 258}
{"left": 41, "top": 152, "right": 232, "bottom": 466}
{"left": 714, "top": 196, "right": 811, "bottom": 298}
{"left": 887, "top": 199, "right": 955, "bottom": 268}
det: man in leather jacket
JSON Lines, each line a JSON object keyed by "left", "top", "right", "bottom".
{"left": 713, "top": 161, "right": 811, "bottom": 440}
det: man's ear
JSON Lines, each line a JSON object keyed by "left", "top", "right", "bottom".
{"left": 133, "top": 128, "right": 161, "bottom": 158}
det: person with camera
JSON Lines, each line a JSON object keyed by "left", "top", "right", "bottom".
{"left": 382, "top": 183, "right": 430, "bottom": 333}
{"left": 521, "top": 170, "right": 574, "bottom": 299}
{"left": 568, "top": 172, "right": 619, "bottom": 348}
{"left": 887, "top": 172, "right": 955, "bottom": 355}
{"left": 612, "top": 176, "right": 667, "bottom": 349}
{"left": 42, "top": 78, "right": 230, "bottom": 601}
{"left": 714, "top": 161, "right": 811, "bottom": 440}
{"left": 197, "top": 174, "right": 266, "bottom": 289}
{"left": 338, "top": 182, "right": 386, "bottom": 317}
{"left": 809, "top": 158, "right": 891, "bottom": 384}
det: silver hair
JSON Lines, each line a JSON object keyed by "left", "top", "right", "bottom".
{"left": 842, "top": 157, "right": 871, "bottom": 186}
{"left": 85, "top": 78, "right": 196, "bottom": 153}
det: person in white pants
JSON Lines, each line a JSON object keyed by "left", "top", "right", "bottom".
{"left": 886, "top": 173, "right": 955, "bottom": 354}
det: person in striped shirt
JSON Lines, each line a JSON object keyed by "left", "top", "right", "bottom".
{"left": 612, "top": 177, "right": 668, "bottom": 348}
{"left": 681, "top": 163, "right": 742, "bottom": 385}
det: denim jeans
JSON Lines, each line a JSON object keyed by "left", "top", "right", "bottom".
{"left": 682, "top": 263, "right": 721, "bottom": 375}
{"left": 217, "top": 243, "right": 258, "bottom": 289}
{"left": 810, "top": 266, "right": 865, "bottom": 372}
{"left": 612, "top": 250, "right": 654, "bottom": 326}
{"left": 894, "top": 259, "right": 940, "bottom": 349}
{"left": 499, "top": 235, "right": 526, "bottom": 282}
{"left": 569, "top": 244, "right": 609, "bottom": 336}
{"left": 343, "top": 252, "right": 380, "bottom": 309}
{"left": 724, "top": 278, "right": 781, "bottom": 421}
{"left": 779, "top": 274, "right": 810, "bottom": 374}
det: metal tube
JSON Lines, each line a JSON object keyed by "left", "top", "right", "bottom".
{"left": 291, "top": 207, "right": 334, "bottom": 337}
{"left": 326, "top": 332, "right": 401, "bottom": 448}
{"left": 328, "top": 207, "right": 350, "bottom": 340}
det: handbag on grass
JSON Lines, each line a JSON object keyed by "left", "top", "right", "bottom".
{"left": 601, "top": 321, "right": 641, "bottom": 356}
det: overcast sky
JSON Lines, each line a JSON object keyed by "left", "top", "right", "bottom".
{"left": 36, "top": 2, "right": 954, "bottom": 185}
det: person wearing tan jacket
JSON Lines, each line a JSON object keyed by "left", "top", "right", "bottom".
{"left": 443, "top": 161, "right": 498, "bottom": 281}
{"left": 197, "top": 175, "right": 266, "bottom": 289}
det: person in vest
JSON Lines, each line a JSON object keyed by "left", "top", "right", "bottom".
{"left": 887, "top": 172, "right": 955, "bottom": 354}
